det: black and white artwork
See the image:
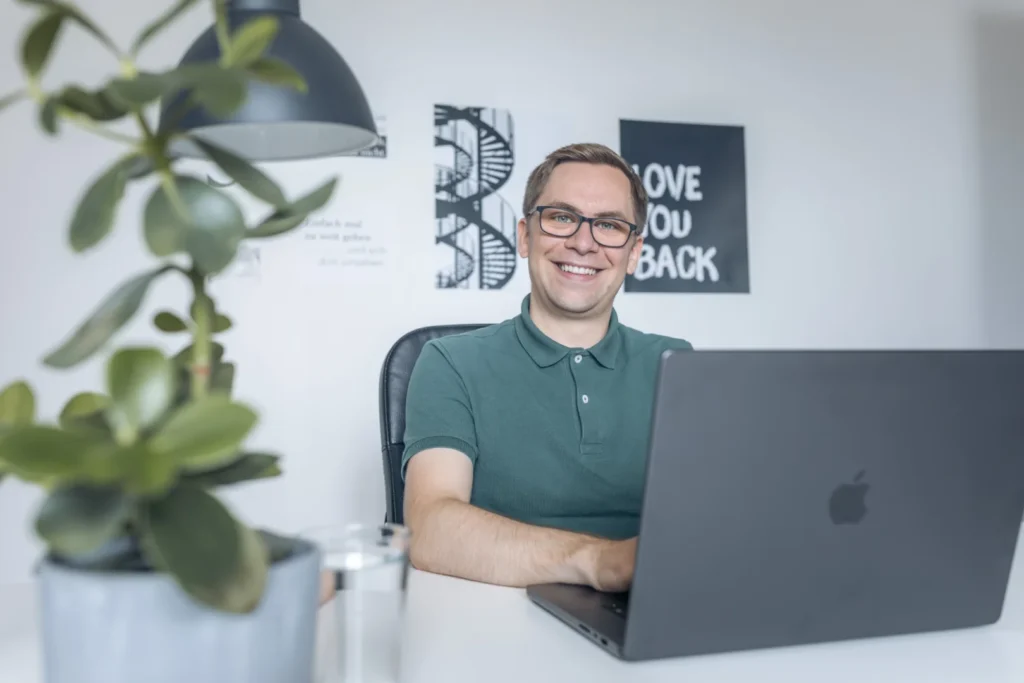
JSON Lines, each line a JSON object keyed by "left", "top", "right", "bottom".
{"left": 434, "top": 104, "right": 518, "bottom": 290}
{"left": 620, "top": 119, "right": 750, "bottom": 293}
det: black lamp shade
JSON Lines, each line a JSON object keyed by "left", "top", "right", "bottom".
{"left": 162, "top": 0, "right": 378, "bottom": 162}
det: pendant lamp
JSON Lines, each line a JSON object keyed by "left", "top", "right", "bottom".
{"left": 160, "top": 0, "right": 378, "bottom": 161}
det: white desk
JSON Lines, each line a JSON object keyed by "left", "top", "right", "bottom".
{"left": 3, "top": 564, "right": 1024, "bottom": 683}
{"left": 400, "top": 571, "right": 1024, "bottom": 683}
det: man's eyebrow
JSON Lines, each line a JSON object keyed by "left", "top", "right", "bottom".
{"left": 547, "top": 200, "right": 581, "bottom": 213}
{"left": 547, "top": 201, "right": 632, "bottom": 221}
{"left": 593, "top": 209, "right": 632, "bottom": 221}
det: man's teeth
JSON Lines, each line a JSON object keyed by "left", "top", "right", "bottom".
{"left": 559, "top": 264, "right": 597, "bottom": 276}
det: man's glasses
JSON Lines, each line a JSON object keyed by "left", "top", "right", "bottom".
{"left": 527, "top": 205, "right": 638, "bottom": 248}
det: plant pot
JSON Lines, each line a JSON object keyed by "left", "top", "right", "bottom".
{"left": 36, "top": 537, "right": 322, "bottom": 683}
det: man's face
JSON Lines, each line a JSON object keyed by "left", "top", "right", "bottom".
{"left": 517, "top": 162, "right": 643, "bottom": 319}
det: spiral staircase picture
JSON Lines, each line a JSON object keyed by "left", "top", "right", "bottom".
{"left": 434, "top": 105, "right": 518, "bottom": 289}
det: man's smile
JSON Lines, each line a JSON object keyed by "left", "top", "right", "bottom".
{"left": 554, "top": 261, "right": 603, "bottom": 280}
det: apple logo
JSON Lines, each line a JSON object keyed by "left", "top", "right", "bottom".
{"left": 829, "top": 470, "right": 869, "bottom": 525}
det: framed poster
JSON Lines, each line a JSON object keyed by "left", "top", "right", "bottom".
{"left": 620, "top": 120, "right": 750, "bottom": 293}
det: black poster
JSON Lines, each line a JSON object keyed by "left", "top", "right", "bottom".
{"left": 620, "top": 120, "right": 750, "bottom": 293}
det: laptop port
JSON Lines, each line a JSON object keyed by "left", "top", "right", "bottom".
{"left": 600, "top": 638, "right": 608, "bottom": 646}
{"left": 578, "top": 624, "right": 591, "bottom": 634}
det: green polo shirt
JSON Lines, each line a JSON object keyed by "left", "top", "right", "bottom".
{"left": 401, "top": 295, "right": 693, "bottom": 539}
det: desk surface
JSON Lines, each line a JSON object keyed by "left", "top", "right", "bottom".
{"left": 3, "top": 565, "right": 1024, "bottom": 683}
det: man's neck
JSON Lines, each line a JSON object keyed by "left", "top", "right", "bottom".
{"left": 528, "top": 293, "right": 611, "bottom": 350}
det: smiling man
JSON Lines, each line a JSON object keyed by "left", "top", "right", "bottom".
{"left": 401, "top": 143, "right": 693, "bottom": 592}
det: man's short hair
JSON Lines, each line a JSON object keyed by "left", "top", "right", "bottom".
{"left": 522, "top": 142, "right": 649, "bottom": 229}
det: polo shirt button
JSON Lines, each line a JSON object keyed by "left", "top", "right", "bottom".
{"left": 581, "top": 394, "right": 589, "bottom": 404}
{"left": 574, "top": 354, "right": 582, "bottom": 363}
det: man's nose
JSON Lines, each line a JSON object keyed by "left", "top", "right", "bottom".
{"left": 565, "top": 220, "right": 598, "bottom": 253}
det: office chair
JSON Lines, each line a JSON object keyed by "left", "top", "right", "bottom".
{"left": 378, "top": 324, "right": 486, "bottom": 524}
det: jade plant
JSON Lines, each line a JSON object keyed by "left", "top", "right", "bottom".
{"left": 0, "top": 0, "right": 337, "bottom": 613}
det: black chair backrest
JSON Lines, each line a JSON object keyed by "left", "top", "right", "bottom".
{"left": 378, "top": 324, "right": 486, "bottom": 524}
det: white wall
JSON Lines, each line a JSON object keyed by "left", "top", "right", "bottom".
{"left": 1, "top": 0, "right": 1022, "bottom": 589}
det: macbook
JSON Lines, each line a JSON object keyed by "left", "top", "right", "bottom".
{"left": 527, "top": 349, "right": 1024, "bottom": 661}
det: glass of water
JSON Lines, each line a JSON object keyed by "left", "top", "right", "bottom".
{"left": 305, "top": 523, "right": 411, "bottom": 683}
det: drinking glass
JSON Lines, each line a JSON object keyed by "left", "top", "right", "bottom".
{"left": 305, "top": 523, "right": 411, "bottom": 683}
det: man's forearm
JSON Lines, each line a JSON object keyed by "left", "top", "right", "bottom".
{"left": 408, "top": 498, "right": 599, "bottom": 588}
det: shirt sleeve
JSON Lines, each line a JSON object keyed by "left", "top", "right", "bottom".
{"left": 401, "top": 340, "right": 478, "bottom": 479}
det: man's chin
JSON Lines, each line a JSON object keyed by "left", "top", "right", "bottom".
{"left": 531, "top": 269, "right": 618, "bottom": 317}
{"left": 548, "top": 291, "right": 605, "bottom": 317}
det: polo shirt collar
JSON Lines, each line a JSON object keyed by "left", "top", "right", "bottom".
{"left": 514, "top": 294, "right": 622, "bottom": 369}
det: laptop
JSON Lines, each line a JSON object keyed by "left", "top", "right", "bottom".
{"left": 526, "top": 349, "right": 1024, "bottom": 661}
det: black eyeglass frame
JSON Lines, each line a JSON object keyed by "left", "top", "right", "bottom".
{"left": 526, "top": 205, "right": 640, "bottom": 249}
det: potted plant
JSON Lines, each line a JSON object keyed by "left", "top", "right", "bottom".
{"left": 0, "top": 1, "right": 337, "bottom": 681}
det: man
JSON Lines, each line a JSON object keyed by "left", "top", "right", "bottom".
{"left": 401, "top": 142, "right": 693, "bottom": 592}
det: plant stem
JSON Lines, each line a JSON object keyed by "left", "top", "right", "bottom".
{"left": 189, "top": 269, "right": 213, "bottom": 400}
{"left": 214, "top": 0, "right": 231, "bottom": 60}
{"left": 157, "top": 168, "right": 190, "bottom": 221}
{"left": 133, "top": 110, "right": 156, "bottom": 143}
{"left": 117, "top": 51, "right": 139, "bottom": 77}
{"left": 135, "top": 111, "right": 190, "bottom": 222}
{"left": 61, "top": 108, "right": 140, "bottom": 145}
{"left": 0, "top": 88, "right": 27, "bottom": 110}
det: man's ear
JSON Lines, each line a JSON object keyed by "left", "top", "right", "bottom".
{"left": 517, "top": 217, "right": 530, "bottom": 258}
{"left": 625, "top": 233, "right": 643, "bottom": 275}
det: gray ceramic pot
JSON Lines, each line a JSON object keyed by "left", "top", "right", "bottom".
{"left": 36, "top": 537, "right": 322, "bottom": 683}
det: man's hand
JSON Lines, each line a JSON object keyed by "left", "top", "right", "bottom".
{"left": 577, "top": 537, "right": 638, "bottom": 592}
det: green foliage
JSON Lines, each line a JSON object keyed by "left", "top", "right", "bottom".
{"left": 225, "top": 16, "right": 279, "bottom": 67}
{"left": 35, "top": 484, "right": 132, "bottom": 556}
{"left": 0, "top": 0, "right": 340, "bottom": 615}
{"left": 112, "top": 64, "right": 251, "bottom": 119}
{"left": 59, "top": 392, "right": 112, "bottom": 436}
{"left": 130, "top": 0, "right": 201, "bottom": 57}
{"left": 245, "top": 58, "right": 306, "bottom": 91}
{"left": 143, "top": 175, "right": 247, "bottom": 275}
{"left": 154, "top": 311, "right": 188, "bottom": 332}
{"left": 0, "top": 381, "right": 36, "bottom": 428}
{"left": 0, "top": 90, "right": 27, "bottom": 113}
{"left": 42, "top": 266, "right": 172, "bottom": 369}
{"left": 249, "top": 178, "right": 337, "bottom": 238}
{"left": 69, "top": 153, "right": 140, "bottom": 252}
{"left": 184, "top": 452, "right": 281, "bottom": 488}
{"left": 21, "top": 10, "right": 65, "bottom": 78}
{"left": 0, "top": 381, "right": 36, "bottom": 483}
{"left": 141, "top": 485, "right": 268, "bottom": 613}
{"left": 0, "top": 424, "right": 110, "bottom": 485}
{"left": 150, "top": 394, "right": 258, "bottom": 472}
{"left": 16, "top": 1, "right": 120, "bottom": 59}
{"left": 213, "top": 314, "right": 232, "bottom": 332}
{"left": 54, "top": 85, "right": 130, "bottom": 122}
{"left": 39, "top": 96, "right": 59, "bottom": 133}
{"left": 106, "top": 347, "right": 176, "bottom": 442}
{"left": 191, "top": 137, "right": 287, "bottom": 207}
